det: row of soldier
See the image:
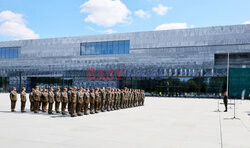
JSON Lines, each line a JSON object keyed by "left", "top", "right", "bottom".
{"left": 9, "top": 86, "right": 145, "bottom": 117}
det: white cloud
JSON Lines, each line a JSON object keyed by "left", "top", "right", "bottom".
{"left": 0, "top": 10, "right": 39, "bottom": 40}
{"left": 243, "top": 21, "right": 250, "bottom": 24}
{"left": 134, "top": 9, "right": 151, "bottom": 18}
{"left": 152, "top": 4, "right": 172, "bottom": 16}
{"left": 155, "top": 23, "right": 191, "bottom": 30}
{"left": 80, "top": 0, "right": 131, "bottom": 27}
{"left": 103, "top": 29, "right": 117, "bottom": 34}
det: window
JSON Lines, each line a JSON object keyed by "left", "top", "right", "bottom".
{"left": 80, "top": 40, "right": 130, "bottom": 56}
{"left": 0, "top": 47, "right": 20, "bottom": 58}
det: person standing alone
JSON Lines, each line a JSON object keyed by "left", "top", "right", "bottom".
{"left": 10, "top": 87, "right": 17, "bottom": 112}
{"left": 223, "top": 91, "right": 228, "bottom": 112}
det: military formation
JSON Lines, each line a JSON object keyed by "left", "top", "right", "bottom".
{"left": 9, "top": 86, "right": 145, "bottom": 117}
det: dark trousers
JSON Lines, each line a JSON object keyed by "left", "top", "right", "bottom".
{"left": 100, "top": 100, "right": 105, "bottom": 111}
{"left": 83, "top": 102, "right": 89, "bottom": 115}
{"left": 48, "top": 103, "right": 53, "bottom": 114}
{"left": 76, "top": 103, "right": 82, "bottom": 115}
{"left": 42, "top": 102, "right": 48, "bottom": 112}
{"left": 34, "top": 100, "right": 39, "bottom": 113}
{"left": 61, "top": 102, "right": 67, "bottom": 115}
{"left": 38, "top": 101, "right": 42, "bottom": 110}
{"left": 30, "top": 102, "right": 34, "bottom": 111}
{"left": 70, "top": 102, "right": 76, "bottom": 117}
{"left": 21, "top": 101, "right": 26, "bottom": 112}
{"left": 55, "top": 101, "right": 60, "bottom": 113}
{"left": 68, "top": 101, "right": 71, "bottom": 113}
{"left": 94, "top": 100, "right": 100, "bottom": 113}
{"left": 223, "top": 99, "right": 228, "bottom": 111}
{"left": 11, "top": 100, "right": 16, "bottom": 111}
{"left": 90, "top": 102, "right": 95, "bottom": 113}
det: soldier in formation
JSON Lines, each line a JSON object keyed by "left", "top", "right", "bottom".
{"left": 48, "top": 87, "right": 54, "bottom": 114}
{"left": 9, "top": 86, "right": 146, "bottom": 117}
{"left": 20, "top": 87, "right": 27, "bottom": 112}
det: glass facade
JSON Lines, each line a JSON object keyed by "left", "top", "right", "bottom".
{"left": 0, "top": 47, "right": 20, "bottom": 58}
{"left": 229, "top": 68, "right": 250, "bottom": 98}
{"left": 0, "top": 77, "right": 9, "bottom": 92}
{"left": 122, "top": 77, "right": 227, "bottom": 97}
{"left": 80, "top": 40, "right": 130, "bottom": 55}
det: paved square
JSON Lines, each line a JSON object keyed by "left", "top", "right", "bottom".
{"left": 0, "top": 94, "right": 250, "bottom": 148}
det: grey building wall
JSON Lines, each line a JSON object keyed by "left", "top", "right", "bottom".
{"left": 0, "top": 24, "right": 250, "bottom": 90}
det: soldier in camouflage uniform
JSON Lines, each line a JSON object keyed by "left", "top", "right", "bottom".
{"left": 100, "top": 87, "right": 106, "bottom": 112}
{"left": 134, "top": 89, "right": 138, "bottom": 107}
{"left": 116, "top": 89, "right": 121, "bottom": 110}
{"left": 10, "top": 87, "right": 18, "bottom": 112}
{"left": 70, "top": 86, "right": 77, "bottom": 117}
{"left": 67, "top": 87, "right": 72, "bottom": 113}
{"left": 113, "top": 89, "right": 117, "bottom": 110}
{"left": 124, "top": 88, "right": 128, "bottom": 108}
{"left": 34, "top": 86, "right": 41, "bottom": 113}
{"left": 61, "top": 88, "right": 68, "bottom": 115}
{"left": 20, "top": 87, "right": 27, "bottom": 112}
{"left": 120, "top": 89, "right": 125, "bottom": 109}
{"left": 76, "top": 88, "right": 84, "bottom": 116}
{"left": 83, "top": 88, "right": 90, "bottom": 115}
{"left": 42, "top": 89, "right": 49, "bottom": 112}
{"left": 90, "top": 89, "right": 95, "bottom": 114}
{"left": 38, "top": 88, "right": 43, "bottom": 111}
{"left": 111, "top": 89, "right": 116, "bottom": 111}
{"left": 48, "top": 87, "right": 54, "bottom": 114}
{"left": 105, "top": 89, "right": 110, "bottom": 111}
{"left": 29, "top": 88, "right": 35, "bottom": 111}
{"left": 54, "top": 88, "right": 61, "bottom": 113}
{"left": 94, "top": 88, "right": 100, "bottom": 113}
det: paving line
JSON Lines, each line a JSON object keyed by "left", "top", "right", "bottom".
{"left": 218, "top": 111, "right": 224, "bottom": 148}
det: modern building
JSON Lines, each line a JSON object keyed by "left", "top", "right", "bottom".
{"left": 0, "top": 24, "right": 250, "bottom": 98}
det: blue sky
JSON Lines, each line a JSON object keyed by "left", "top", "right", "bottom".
{"left": 0, "top": 0, "right": 250, "bottom": 41}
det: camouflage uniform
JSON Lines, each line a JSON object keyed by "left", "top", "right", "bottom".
{"left": 94, "top": 90, "right": 100, "bottom": 113}
{"left": 76, "top": 90, "right": 84, "bottom": 116}
{"left": 48, "top": 90, "right": 54, "bottom": 114}
{"left": 34, "top": 89, "right": 41, "bottom": 113}
{"left": 42, "top": 91, "right": 48, "bottom": 112}
{"left": 70, "top": 89, "right": 77, "bottom": 117}
{"left": 120, "top": 90, "right": 125, "bottom": 109}
{"left": 90, "top": 91, "right": 95, "bottom": 114}
{"left": 106, "top": 90, "right": 112, "bottom": 111}
{"left": 10, "top": 90, "right": 17, "bottom": 112}
{"left": 61, "top": 90, "right": 68, "bottom": 115}
{"left": 29, "top": 90, "right": 35, "bottom": 111}
{"left": 20, "top": 90, "right": 27, "bottom": 112}
{"left": 100, "top": 89, "right": 106, "bottom": 112}
{"left": 55, "top": 90, "right": 61, "bottom": 113}
{"left": 83, "top": 90, "right": 90, "bottom": 115}
{"left": 111, "top": 90, "right": 115, "bottom": 111}
{"left": 67, "top": 89, "right": 72, "bottom": 113}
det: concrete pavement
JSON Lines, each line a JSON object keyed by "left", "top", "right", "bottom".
{"left": 0, "top": 94, "right": 250, "bottom": 148}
